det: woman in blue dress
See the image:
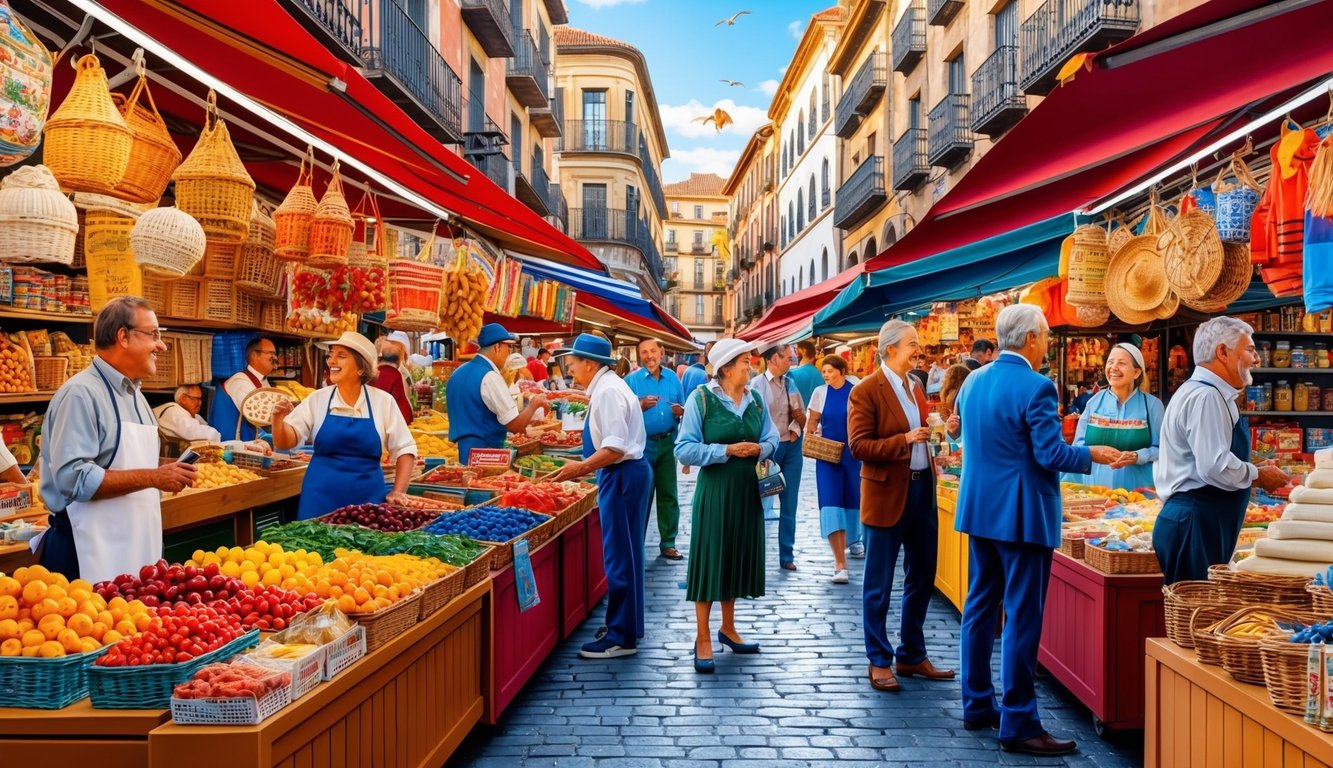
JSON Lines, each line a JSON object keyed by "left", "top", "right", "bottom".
{"left": 805, "top": 355, "right": 862, "bottom": 584}
{"left": 1069, "top": 342, "right": 1166, "bottom": 491}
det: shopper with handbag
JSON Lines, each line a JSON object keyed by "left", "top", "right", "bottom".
{"left": 675, "top": 338, "right": 779, "bottom": 673}
{"left": 805, "top": 355, "right": 863, "bottom": 584}
{"left": 757, "top": 344, "right": 807, "bottom": 571}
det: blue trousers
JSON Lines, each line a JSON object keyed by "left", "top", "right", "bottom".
{"left": 597, "top": 457, "right": 651, "bottom": 646}
{"left": 960, "top": 535, "right": 1053, "bottom": 742}
{"left": 862, "top": 474, "right": 936, "bottom": 667}
{"left": 772, "top": 439, "right": 804, "bottom": 565}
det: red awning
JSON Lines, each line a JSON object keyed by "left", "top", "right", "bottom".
{"left": 577, "top": 294, "right": 694, "bottom": 350}
{"left": 865, "top": 0, "right": 1333, "bottom": 272}
{"left": 740, "top": 265, "right": 860, "bottom": 342}
{"left": 88, "top": 0, "right": 603, "bottom": 271}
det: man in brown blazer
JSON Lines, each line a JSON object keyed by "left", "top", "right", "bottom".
{"left": 848, "top": 319, "right": 954, "bottom": 693}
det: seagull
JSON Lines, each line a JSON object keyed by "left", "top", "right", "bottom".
{"left": 719, "top": 79, "right": 744, "bottom": 87}
{"left": 715, "top": 10, "right": 751, "bottom": 27}
{"left": 692, "top": 108, "right": 734, "bottom": 132}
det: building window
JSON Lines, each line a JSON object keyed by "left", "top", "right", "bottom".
{"left": 666, "top": 228, "right": 675, "bottom": 244}
{"left": 796, "top": 190, "right": 804, "bottom": 232}
{"left": 807, "top": 176, "right": 816, "bottom": 220}
{"left": 949, "top": 54, "right": 966, "bottom": 94}
{"left": 694, "top": 260, "right": 704, "bottom": 289}
{"left": 797, "top": 112, "right": 805, "bottom": 156}
{"left": 715, "top": 296, "right": 723, "bottom": 321}
{"left": 808, "top": 259, "right": 815, "bottom": 288}
{"left": 821, "top": 73, "right": 830, "bottom": 123}
{"left": 821, "top": 249, "right": 828, "bottom": 280}
{"left": 695, "top": 294, "right": 704, "bottom": 319}
{"left": 808, "top": 90, "right": 817, "bottom": 136}
{"left": 798, "top": 265, "right": 804, "bottom": 289}
{"left": 694, "top": 205, "right": 703, "bottom": 219}
{"left": 582, "top": 89, "right": 606, "bottom": 148}
{"left": 821, "top": 159, "right": 830, "bottom": 208}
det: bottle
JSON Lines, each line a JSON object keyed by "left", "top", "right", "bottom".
{"left": 1263, "top": 382, "right": 1274, "bottom": 411}
{"left": 1273, "top": 341, "right": 1291, "bottom": 368}
{"left": 1258, "top": 341, "right": 1272, "bottom": 368}
{"left": 1295, "top": 381, "right": 1310, "bottom": 412}
{"left": 1306, "top": 383, "right": 1320, "bottom": 412}
{"left": 1318, "top": 343, "right": 1329, "bottom": 369}
{"left": 1275, "top": 380, "right": 1293, "bottom": 412}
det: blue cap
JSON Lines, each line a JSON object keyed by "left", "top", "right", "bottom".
{"left": 554, "top": 333, "right": 617, "bottom": 367}
{"left": 476, "top": 323, "right": 518, "bottom": 348}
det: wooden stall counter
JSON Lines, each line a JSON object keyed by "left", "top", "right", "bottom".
{"left": 0, "top": 698, "right": 169, "bottom": 768}
{"left": 148, "top": 577, "right": 490, "bottom": 768}
{"left": 935, "top": 493, "right": 968, "bottom": 612}
{"left": 1146, "top": 638, "right": 1333, "bottom": 768}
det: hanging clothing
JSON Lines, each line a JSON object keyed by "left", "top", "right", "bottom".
{"left": 1067, "top": 388, "right": 1165, "bottom": 491}
{"left": 296, "top": 386, "right": 390, "bottom": 520}
{"left": 1251, "top": 123, "right": 1320, "bottom": 297}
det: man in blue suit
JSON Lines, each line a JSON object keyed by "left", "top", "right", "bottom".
{"left": 954, "top": 304, "right": 1119, "bottom": 757}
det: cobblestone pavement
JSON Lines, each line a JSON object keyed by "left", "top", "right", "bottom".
{"left": 449, "top": 463, "right": 1144, "bottom": 767}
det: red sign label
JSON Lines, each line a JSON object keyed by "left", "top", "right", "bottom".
{"left": 468, "top": 448, "right": 514, "bottom": 468}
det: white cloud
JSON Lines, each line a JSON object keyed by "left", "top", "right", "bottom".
{"left": 756, "top": 79, "right": 779, "bottom": 96}
{"left": 788, "top": 19, "right": 805, "bottom": 39}
{"left": 574, "top": 0, "right": 645, "bottom": 8}
{"left": 659, "top": 98, "right": 769, "bottom": 139}
{"left": 666, "top": 147, "right": 742, "bottom": 179}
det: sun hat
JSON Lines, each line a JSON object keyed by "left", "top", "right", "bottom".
{"left": 386, "top": 330, "right": 412, "bottom": 350}
{"left": 317, "top": 331, "right": 377, "bottom": 377}
{"left": 1160, "top": 209, "right": 1224, "bottom": 301}
{"left": 504, "top": 352, "right": 527, "bottom": 372}
{"left": 476, "top": 322, "right": 518, "bottom": 348}
{"left": 709, "top": 338, "right": 755, "bottom": 371}
{"left": 554, "top": 333, "right": 617, "bottom": 367}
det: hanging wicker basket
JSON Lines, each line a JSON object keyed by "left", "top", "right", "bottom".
{"left": 236, "top": 199, "right": 282, "bottom": 298}
{"left": 347, "top": 192, "right": 387, "bottom": 268}
{"left": 0, "top": 3, "right": 54, "bottom": 167}
{"left": 1065, "top": 223, "right": 1110, "bottom": 307}
{"left": 111, "top": 68, "right": 181, "bottom": 203}
{"left": 42, "top": 54, "right": 132, "bottom": 194}
{"left": 172, "top": 91, "right": 255, "bottom": 243}
{"left": 273, "top": 147, "right": 316, "bottom": 261}
{"left": 386, "top": 260, "right": 445, "bottom": 332}
{"left": 131, "top": 206, "right": 206, "bottom": 277}
{"left": 1181, "top": 242, "right": 1254, "bottom": 313}
{"left": 1160, "top": 208, "right": 1224, "bottom": 301}
{"left": 307, "top": 160, "right": 353, "bottom": 269}
{"left": 0, "top": 164, "right": 78, "bottom": 264}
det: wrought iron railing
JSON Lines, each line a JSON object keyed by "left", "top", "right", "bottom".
{"left": 891, "top": 128, "right": 929, "bottom": 190}
{"left": 835, "top": 52, "right": 886, "bottom": 138}
{"left": 1021, "top": 0, "right": 1139, "bottom": 93}
{"left": 506, "top": 28, "right": 550, "bottom": 105}
{"left": 460, "top": 0, "right": 514, "bottom": 54}
{"left": 567, "top": 207, "right": 662, "bottom": 280}
{"left": 289, "top": 0, "right": 361, "bottom": 57}
{"left": 834, "top": 156, "right": 886, "bottom": 230}
{"left": 927, "top": 93, "right": 972, "bottom": 167}
{"left": 357, "top": 0, "right": 462, "bottom": 139}
{"left": 891, "top": 2, "right": 926, "bottom": 73}
{"left": 665, "top": 241, "right": 679, "bottom": 253}
{"left": 467, "top": 151, "right": 512, "bottom": 191}
{"left": 638, "top": 134, "right": 667, "bottom": 216}
{"left": 927, "top": 0, "right": 964, "bottom": 26}
{"left": 559, "top": 119, "right": 640, "bottom": 154}
{"left": 971, "top": 45, "right": 1026, "bottom": 135}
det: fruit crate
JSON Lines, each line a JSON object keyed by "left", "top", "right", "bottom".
{"left": 461, "top": 545, "right": 495, "bottom": 587}
{"left": 0, "top": 645, "right": 110, "bottom": 709}
{"left": 322, "top": 624, "right": 366, "bottom": 680}
{"left": 170, "top": 684, "right": 291, "bottom": 725}
{"left": 418, "top": 567, "right": 466, "bottom": 619}
{"left": 350, "top": 591, "right": 420, "bottom": 652}
{"left": 430, "top": 508, "right": 557, "bottom": 569}
{"left": 87, "top": 630, "right": 260, "bottom": 710}
{"left": 238, "top": 644, "right": 325, "bottom": 701}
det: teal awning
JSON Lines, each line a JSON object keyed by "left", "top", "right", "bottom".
{"left": 813, "top": 213, "right": 1077, "bottom": 334}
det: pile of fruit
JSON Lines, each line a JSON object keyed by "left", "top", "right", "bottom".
{"left": 173, "top": 661, "right": 290, "bottom": 700}
{"left": 423, "top": 506, "right": 549, "bottom": 542}
{"left": 540, "top": 430, "right": 583, "bottom": 450}
{"left": 1289, "top": 619, "right": 1333, "bottom": 643}
{"left": 324, "top": 503, "right": 438, "bottom": 532}
{"left": 1221, "top": 612, "right": 1280, "bottom": 639}
{"left": 439, "top": 261, "right": 489, "bottom": 344}
{"left": 285, "top": 307, "right": 358, "bottom": 337}
{"left": 390, "top": 495, "right": 461, "bottom": 513}
{"left": 497, "top": 482, "right": 588, "bottom": 515}
{"left": 469, "top": 473, "right": 534, "bottom": 493}
{"left": 409, "top": 412, "right": 449, "bottom": 434}
{"left": 513, "top": 455, "right": 567, "bottom": 475}
{"left": 172, "top": 462, "right": 262, "bottom": 493}
{"left": 94, "top": 603, "right": 247, "bottom": 667}
{"left": 323, "top": 550, "right": 452, "bottom": 614}
{"left": 289, "top": 265, "right": 385, "bottom": 317}
{"left": 412, "top": 431, "right": 457, "bottom": 459}
{"left": 186, "top": 543, "right": 325, "bottom": 592}
{"left": 418, "top": 465, "right": 475, "bottom": 486}
{"left": 0, "top": 333, "right": 34, "bottom": 393}
{"left": 0, "top": 566, "right": 153, "bottom": 657}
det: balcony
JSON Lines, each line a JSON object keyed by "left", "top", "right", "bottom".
{"left": 971, "top": 45, "right": 1027, "bottom": 136}
{"left": 460, "top": 0, "right": 515, "bottom": 58}
{"left": 558, "top": 120, "right": 640, "bottom": 157}
{"left": 541, "top": 0, "right": 569, "bottom": 24}
{"left": 465, "top": 151, "right": 513, "bottom": 193}
{"left": 512, "top": 156, "right": 550, "bottom": 217}
{"left": 833, "top": 156, "right": 887, "bottom": 231}
{"left": 665, "top": 241, "right": 679, "bottom": 254}
{"left": 927, "top": 0, "right": 964, "bottom": 26}
{"left": 638, "top": 135, "right": 667, "bottom": 217}
{"left": 279, "top": 1, "right": 361, "bottom": 64}
{"left": 505, "top": 29, "right": 549, "bottom": 109}
{"left": 547, "top": 184, "right": 568, "bottom": 232}
{"left": 746, "top": 298, "right": 763, "bottom": 319}
{"left": 928, "top": 93, "right": 973, "bottom": 169}
{"left": 1021, "top": 0, "right": 1139, "bottom": 95}
{"left": 834, "top": 52, "right": 887, "bottom": 139}
{"left": 690, "top": 243, "right": 710, "bottom": 255}
{"left": 568, "top": 207, "right": 660, "bottom": 278}
{"left": 891, "top": 2, "right": 926, "bottom": 74}
{"left": 530, "top": 88, "right": 562, "bottom": 138}
{"left": 892, "top": 128, "right": 929, "bottom": 191}
{"left": 356, "top": 0, "right": 463, "bottom": 142}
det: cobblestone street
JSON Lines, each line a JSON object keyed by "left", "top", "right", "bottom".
{"left": 449, "top": 463, "right": 1144, "bottom": 767}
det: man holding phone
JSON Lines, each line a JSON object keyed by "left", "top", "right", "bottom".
{"left": 626, "top": 339, "right": 686, "bottom": 560}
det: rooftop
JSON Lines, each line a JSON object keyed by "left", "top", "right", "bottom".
{"left": 664, "top": 172, "right": 728, "bottom": 198}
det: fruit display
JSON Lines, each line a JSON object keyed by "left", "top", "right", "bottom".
{"left": 94, "top": 603, "right": 246, "bottom": 667}
{"left": 273, "top": 600, "right": 357, "bottom": 645}
{"left": 468, "top": 473, "right": 534, "bottom": 493}
{"left": 412, "top": 431, "right": 458, "bottom": 460}
{"left": 539, "top": 430, "right": 583, "bottom": 450}
{"left": 216, "top": 585, "right": 323, "bottom": 632}
{"left": 0, "top": 565, "right": 151, "bottom": 658}
{"left": 391, "top": 494, "right": 462, "bottom": 513}
{"left": 496, "top": 482, "right": 589, "bottom": 515}
{"left": 513, "top": 454, "right": 568, "bottom": 475}
{"left": 169, "top": 462, "right": 262, "bottom": 494}
{"left": 409, "top": 411, "right": 449, "bottom": 434}
{"left": 261, "top": 520, "right": 485, "bottom": 568}
{"left": 423, "top": 506, "right": 549, "bottom": 543}
{"left": 173, "top": 661, "right": 291, "bottom": 699}
{"left": 285, "top": 307, "right": 358, "bottom": 337}
{"left": 186, "top": 543, "right": 326, "bottom": 593}
{"left": 417, "top": 464, "right": 487, "bottom": 487}
{"left": 439, "top": 260, "right": 489, "bottom": 345}
{"left": 322, "top": 550, "right": 452, "bottom": 614}
{"left": 323, "top": 502, "right": 439, "bottom": 532}
{"left": 0, "top": 333, "right": 34, "bottom": 394}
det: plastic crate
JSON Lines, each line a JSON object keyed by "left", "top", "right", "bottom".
{"left": 88, "top": 630, "right": 260, "bottom": 710}
{"left": 0, "top": 645, "right": 110, "bottom": 709}
{"left": 211, "top": 331, "right": 256, "bottom": 380}
{"left": 170, "top": 685, "right": 291, "bottom": 725}
{"left": 323, "top": 624, "right": 366, "bottom": 680}
{"left": 238, "top": 645, "right": 324, "bottom": 701}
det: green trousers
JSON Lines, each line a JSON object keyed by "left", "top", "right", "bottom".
{"left": 645, "top": 434, "right": 680, "bottom": 551}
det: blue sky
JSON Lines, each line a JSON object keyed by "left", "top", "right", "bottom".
{"left": 565, "top": 0, "right": 833, "bottom": 183}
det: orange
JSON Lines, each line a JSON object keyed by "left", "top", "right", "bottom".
{"left": 78, "top": 600, "right": 103, "bottom": 618}
{"left": 373, "top": 596, "right": 391, "bottom": 609}
{"left": 24, "top": 565, "right": 54, "bottom": 585}
{"left": 313, "top": 580, "right": 331, "bottom": 599}
{"left": 10, "top": 566, "right": 28, "bottom": 584}
{"left": 57, "top": 628, "right": 82, "bottom": 654}
{"left": 240, "top": 570, "right": 260, "bottom": 588}
{"left": 0, "top": 575, "right": 20, "bottom": 599}
{"left": 0, "top": 618, "right": 18, "bottom": 640}
{"left": 221, "top": 561, "right": 241, "bottom": 578}
{"left": 192, "top": 548, "right": 207, "bottom": 564}
{"left": 0, "top": 638, "right": 20, "bottom": 656}
{"left": 352, "top": 587, "right": 371, "bottom": 605}
{"left": 36, "top": 640, "right": 65, "bottom": 658}
{"left": 79, "top": 638, "right": 100, "bottom": 653}
{"left": 68, "top": 578, "right": 93, "bottom": 593}
{"left": 21, "top": 580, "right": 47, "bottom": 605}
{"left": 358, "top": 600, "right": 376, "bottom": 613}
{"left": 56, "top": 597, "right": 78, "bottom": 619}
{"left": 39, "top": 618, "right": 65, "bottom": 642}
{"left": 89, "top": 621, "right": 108, "bottom": 642}
{"left": 16, "top": 618, "right": 33, "bottom": 634}
{"left": 336, "top": 594, "right": 357, "bottom": 614}
{"left": 372, "top": 584, "right": 388, "bottom": 599}
{"left": 376, "top": 570, "right": 393, "bottom": 587}
{"left": 44, "top": 583, "right": 66, "bottom": 603}
{"left": 67, "top": 588, "right": 92, "bottom": 605}
{"left": 114, "top": 620, "right": 137, "bottom": 637}
{"left": 102, "top": 629, "right": 124, "bottom": 645}
{"left": 260, "top": 570, "right": 281, "bottom": 588}
{"left": 29, "top": 598, "right": 58, "bottom": 621}
{"left": 329, "top": 585, "right": 344, "bottom": 599}
{"left": 132, "top": 612, "right": 154, "bottom": 632}
{"left": 66, "top": 613, "right": 94, "bottom": 637}
{"left": 0, "top": 595, "right": 17, "bottom": 621}
{"left": 20, "top": 628, "right": 45, "bottom": 648}
{"left": 106, "top": 596, "right": 128, "bottom": 612}
{"left": 96, "top": 610, "right": 114, "bottom": 628}
{"left": 20, "top": 646, "right": 39, "bottom": 657}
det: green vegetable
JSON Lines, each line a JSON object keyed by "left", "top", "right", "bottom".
{"left": 261, "top": 520, "right": 487, "bottom": 567}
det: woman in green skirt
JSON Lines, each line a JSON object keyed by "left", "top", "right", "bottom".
{"left": 675, "top": 339, "right": 780, "bottom": 673}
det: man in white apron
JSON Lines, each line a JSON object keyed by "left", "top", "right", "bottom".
{"left": 34, "top": 296, "right": 197, "bottom": 583}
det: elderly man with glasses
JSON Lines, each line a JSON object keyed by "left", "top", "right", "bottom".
{"left": 153, "top": 383, "right": 221, "bottom": 451}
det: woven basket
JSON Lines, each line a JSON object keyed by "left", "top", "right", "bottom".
{"left": 110, "top": 71, "right": 180, "bottom": 203}
{"left": 1181, "top": 242, "right": 1254, "bottom": 313}
{"left": 235, "top": 290, "right": 260, "bottom": 328}
{"left": 386, "top": 260, "right": 445, "bottom": 331}
{"left": 347, "top": 192, "right": 387, "bottom": 268}
{"left": 141, "top": 275, "right": 169, "bottom": 311}
{"left": 1065, "top": 224, "right": 1110, "bottom": 307}
{"left": 308, "top": 161, "right": 353, "bottom": 268}
{"left": 1207, "top": 564, "right": 1312, "bottom": 609}
{"left": 274, "top": 148, "right": 316, "bottom": 261}
{"left": 1160, "top": 209, "right": 1224, "bottom": 301}
{"left": 0, "top": 164, "right": 78, "bottom": 264}
{"left": 1084, "top": 542, "right": 1161, "bottom": 575}
{"left": 167, "top": 277, "right": 204, "bottom": 321}
{"left": 203, "top": 278, "right": 236, "bottom": 325}
{"left": 1059, "top": 535, "right": 1086, "bottom": 560}
{"left": 1260, "top": 632, "right": 1318, "bottom": 714}
{"left": 1309, "top": 584, "right": 1333, "bottom": 617}
{"left": 353, "top": 591, "right": 421, "bottom": 652}
{"left": 418, "top": 568, "right": 466, "bottom": 620}
{"left": 474, "top": 513, "right": 557, "bottom": 569}
{"left": 173, "top": 94, "right": 255, "bottom": 243}
{"left": 88, "top": 630, "right": 259, "bottom": 710}
{"left": 462, "top": 546, "right": 495, "bottom": 587}
{"left": 131, "top": 206, "right": 206, "bottom": 277}
{"left": 1191, "top": 604, "right": 1236, "bottom": 666}
{"left": 1213, "top": 159, "right": 1262, "bottom": 244}
{"left": 202, "top": 240, "right": 238, "bottom": 279}
{"left": 0, "top": 646, "right": 109, "bottom": 709}
{"left": 1163, "top": 580, "right": 1224, "bottom": 648}
{"left": 43, "top": 54, "right": 131, "bottom": 194}
{"left": 33, "top": 355, "right": 68, "bottom": 391}
{"left": 1216, "top": 606, "right": 1323, "bottom": 684}
{"left": 801, "top": 432, "right": 844, "bottom": 462}
{"left": 237, "top": 200, "right": 282, "bottom": 297}
{"left": 260, "top": 300, "right": 286, "bottom": 333}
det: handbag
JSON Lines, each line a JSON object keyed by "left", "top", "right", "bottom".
{"left": 757, "top": 459, "right": 786, "bottom": 498}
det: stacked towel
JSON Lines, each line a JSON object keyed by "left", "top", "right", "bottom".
{"left": 1232, "top": 475, "right": 1333, "bottom": 576}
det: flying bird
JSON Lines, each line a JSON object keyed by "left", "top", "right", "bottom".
{"left": 692, "top": 108, "right": 734, "bottom": 132}
{"left": 714, "top": 10, "right": 751, "bottom": 27}
{"left": 719, "top": 79, "right": 744, "bottom": 87}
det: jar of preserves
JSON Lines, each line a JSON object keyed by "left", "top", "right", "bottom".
{"left": 1318, "top": 343, "right": 1329, "bottom": 369}
{"left": 1257, "top": 341, "right": 1272, "bottom": 367}
{"left": 1274, "top": 380, "right": 1292, "bottom": 411}
{"left": 1306, "top": 383, "right": 1320, "bottom": 411}
{"left": 1292, "top": 345, "right": 1307, "bottom": 368}
{"left": 1324, "top": 388, "right": 1333, "bottom": 411}
{"left": 1273, "top": 341, "right": 1291, "bottom": 368}
{"left": 1294, "top": 381, "right": 1310, "bottom": 412}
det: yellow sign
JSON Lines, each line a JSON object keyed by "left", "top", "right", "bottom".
{"left": 939, "top": 312, "right": 959, "bottom": 342}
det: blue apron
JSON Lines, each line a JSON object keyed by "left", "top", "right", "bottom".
{"left": 208, "top": 370, "right": 260, "bottom": 441}
{"left": 296, "top": 387, "right": 387, "bottom": 520}
{"left": 1153, "top": 381, "right": 1252, "bottom": 584}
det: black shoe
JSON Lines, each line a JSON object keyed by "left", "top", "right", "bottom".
{"left": 962, "top": 715, "right": 1000, "bottom": 731}
{"left": 716, "top": 629, "right": 760, "bottom": 654}
{"left": 693, "top": 642, "right": 714, "bottom": 674}
{"left": 1000, "top": 733, "right": 1077, "bottom": 756}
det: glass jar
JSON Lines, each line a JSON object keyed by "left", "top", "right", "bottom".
{"left": 1274, "top": 380, "right": 1293, "bottom": 411}
{"left": 1321, "top": 310, "right": 1333, "bottom": 334}
{"left": 1294, "top": 381, "right": 1310, "bottom": 411}
{"left": 1303, "top": 310, "right": 1319, "bottom": 332}
{"left": 1263, "top": 382, "right": 1274, "bottom": 411}
{"left": 1257, "top": 341, "right": 1272, "bottom": 367}
{"left": 1318, "top": 343, "right": 1329, "bottom": 369}
{"left": 1324, "top": 389, "right": 1333, "bottom": 412}
{"left": 1273, "top": 341, "right": 1291, "bottom": 368}
{"left": 1306, "top": 383, "right": 1320, "bottom": 412}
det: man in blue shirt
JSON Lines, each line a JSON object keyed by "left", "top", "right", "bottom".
{"left": 788, "top": 340, "right": 823, "bottom": 406}
{"left": 625, "top": 338, "right": 686, "bottom": 560}
{"left": 679, "top": 341, "right": 712, "bottom": 397}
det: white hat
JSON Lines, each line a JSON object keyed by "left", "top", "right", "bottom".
{"left": 709, "top": 338, "right": 755, "bottom": 372}
{"left": 504, "top": 352, "right": 528, "bottom": 372}
{"left": 317, "top": 331, "right": 378, "bottom": 377}
{"left": 386, "top": 330, "right": 412, "bottom": 350}
{"left": 1112, "top": 342, "right": 1146, "bottom": 371}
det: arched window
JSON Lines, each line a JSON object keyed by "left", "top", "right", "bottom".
{"left": 808, "top": 90, "right": 817, "bottom": 136}
{"left": 821, "top": 74, "right": 830, "bottom": 123}
{"left": 848, "top": 250, "right": 859, "bottom": 267}
{"left": 796, "top": 190, "right": 804, "bottom": 232}
{"left": 865, "top": 237, "right": 878, "bottom": 263}
{"left": 807, "top": 175, "right": 816, "bottom": 220}
{"left": 798, "top": 266, "right": 804, "bottom": 290}
{"left": 883, "top": 222, "right": 898, "bottom": 248}
{"left": 780, "top": 214, "right": 786, "bottom": 248}
{"left": 788, "top": 201, "right": 795, "bottom": 238}
{"left": 808, "top": 259, "right": 815, "bottom": 287}
{"left": 797, "top": 112, "right": 805, "bottom": 157}
{"left": 821, "top": 249, "right": 828, "bottom": 280}
{"left": 820, "top": 159, "right": 830, "bottom": 209}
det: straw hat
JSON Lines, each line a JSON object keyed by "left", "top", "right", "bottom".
{"left": 317, "top": 331, "right": 377, "bottom": 376}
{"left": 1154, "top": 289, "right": 1180, "bottom": 320}
{"left": 1160, "top": 209, "right": 1224, "bottom": 301}
{"left": 1182, "top": 242, "right": 1254, "bottom": 313}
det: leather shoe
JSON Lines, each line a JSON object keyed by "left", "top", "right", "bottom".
{"left": 693, "top": 642, "right": 714, "bottom": 674}
{"left": 895, "top": 658, "right": 956, "bottom": 680}
{"left": 867, "top": 664, "right": 900, "bottom": 692}
{"left": 717, "top": 629, "right": 760, "bottom": 654}
{"left": 661, "top": 547, "right": 684, "bottom": 561}
{"left": 1000, "top": 733, "right": 1077, "bottom": 756}
{"left": 962, "top": 715, "right": 1000, "bottom": 731}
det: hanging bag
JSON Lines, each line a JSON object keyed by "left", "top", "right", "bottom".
{"left": 307, "top": 159, "right": 353, "bottom": 268}
{"left": 1213, "top": 156, "right": 1262, "bottom": 243}
{"left": 273, "top": 147, "right": 317, "bottom": 261}
{"left": 172, "top": 91, "right": 255, "bottom": 242}
{"left": 235, "top": 199, "right": 282, "bottom": 298}
{"left": 110, "top": 61, "right": 181, "bottom": 203}
{"left": 0, "top": 2, "right": 54, "bottom": 167}
{"left": 1065, "top": 223, "right": 1111, "bottom": 307}
{"left": 42, "top": 53, "right": 132, "bottom": 193}
{"left": 386, "top": 227, "right": 446, "bottom": 332}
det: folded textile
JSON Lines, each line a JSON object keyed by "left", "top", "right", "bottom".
{"left": 1253, "top": 536, "right": 1333, "bottom": 563}
{"left": 1316, "top": 447, "right": 1333, "bottom": 469}
{"left": 1281, "top": 502, "right": 1333, "bottom": 523}
{"left": 1305, "top": 468, "right": 1333, "bottom": 489}
{"left": 1267, "top": 519, "right": 1333, "bottom": 541}
{"left": 1233, "top": 555, "right": 1329, "bottom": 577}
{"left": 1289, "top": 486, "right": 1333, "bottom": 505}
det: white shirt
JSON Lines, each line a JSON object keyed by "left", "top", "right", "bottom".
{"left": 761, "top": 369, "right": 803, "bottom": 439}
{"left": 0, "top": 443, "right": 16, "bottom": 473}
{"left": 476, "top": 356, "right": 520, "bottom": 426}
{"left": 882, "top": 363, "right": 929, "bottom": 470}
{"left": 808, "top": 383, "right": 829, "bottom": 415}
{"left": 1155, "top": 367, "right": 1258, "bottom": 500}
{"left": 225, "top": 365, "right": 271, "bottom": 410}
{"left": 585, "top": 367, "right": 646, "bottom": 462}
{"left": 153, "top": 402, "right": 221, "bottom": 443}
{"left": 999, "top": 350, "right": 1032, "bottom": 369}
{"left": 283, "top": 385, "right": 418, "bottom": 462}
{"left": 408, "top": 353, "right": 433, "bottom": 367}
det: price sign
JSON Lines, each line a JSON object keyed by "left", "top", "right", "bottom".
{"left": 468, "top": 448, "right": 514, "bottom": 468}
{"left": 513, "top": 538, "right": 540, "bottom": 612}
{"left": 939, "top": 312, "right": 959, "bottom": 342}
